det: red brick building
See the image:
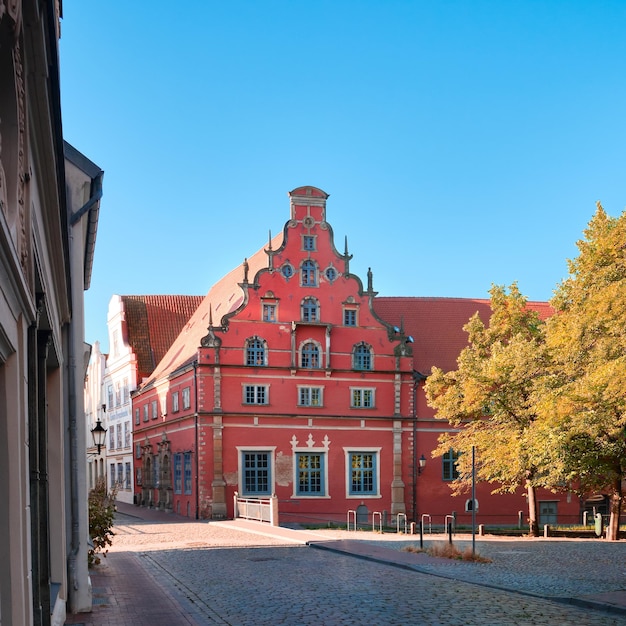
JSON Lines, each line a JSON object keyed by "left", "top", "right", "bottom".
{"left": 132, "top": 186, "right": 580, "bottom": 527}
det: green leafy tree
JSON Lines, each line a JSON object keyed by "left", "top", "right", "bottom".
{"left": 424, "top": 284, "right": 548, "bottom": 536}
{"left": 88, "top": 478, "right": 117, "bottom": 566}
{"left": 541, "top": 203, "right": 626, "bottom": 540}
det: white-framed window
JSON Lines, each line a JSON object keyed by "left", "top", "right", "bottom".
{"left": 109, "top": 428, "right": 115, "bottom": 450}
{"left": 143, "top": 404, "right": 149, "bottom": 422}
{"left": 134, "top": 408, "right": 140, "bottom": 425}
{"left": 298, "top": 386, "right": 323, "bottom": 407}
{"left": 151, "top": 399, "right": 158, "bottom": 420}
{"left": 344, "top": 448, "right": 381, "bottom": 497}
{"left": 124, "top": 421, "right": 131, "bottom": 447}
{"left": 123, "top": 377, "right": 130, "bottom": 404}
{"left": 115, "top": 381, "right": 121, "bottom": 407}
{"left": 172, "top": 391, "right": 179, "bottom": 413}
{"left": 243, "top": 385, "right": 268, "bottom": 405}
{"left": 182, "top": 387, "right": 191, "bottom": 409}
{"left": 116, "top": 424, "right": 122, "bottom": 448}
{"left": 107, "top": 385, "right": 113, "bottom": 410}
{"left": 237, "top": 447, "right": 276, "bottom": 496}
{"left": 350, "top": 387, "right": 375, "bottom": 408}
{"left": 125, "top": 462, "right": 131, "bottom": 489}
{"left": 296, "top": 452, "right": 325, "bottom": 496}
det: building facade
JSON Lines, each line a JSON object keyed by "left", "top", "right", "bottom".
{"left": 0, "top": 3, "right": 103, "bottom": 624}
{"left": 131, "top": 187, "right": 580, "bottom": 528}
{"left": 133, "top": 187, "right": 415, "bottom": 522}
{"left": 101, "top": 294, "right": 203, "bottom": 504}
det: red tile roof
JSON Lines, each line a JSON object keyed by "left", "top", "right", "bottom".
{"left": 142, "top": 234, "right": 283, "bottom": 387}
{"left": 122, "top": 295, "right": 204, "bottom": 381}
{"left": 374, "top": 297, "right": 553, "bottom": 375}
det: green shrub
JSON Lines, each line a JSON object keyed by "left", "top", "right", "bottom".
{"left": 88, "top": 478, "right": 118, "bottom": 567}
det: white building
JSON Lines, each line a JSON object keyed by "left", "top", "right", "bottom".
{"left": 84, "top": 340, "right": 107, "bottom": 489}
{"left": 102, "top": 295, "right": 203, "bottom": 505}
{"left": 0, "top": 3, "right": 104, "bottom": 623}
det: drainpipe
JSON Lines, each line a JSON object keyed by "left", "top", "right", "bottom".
{"left": 193, "top": 361, "right": 199, "bottom": 519}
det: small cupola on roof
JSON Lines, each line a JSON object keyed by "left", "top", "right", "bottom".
{"left": 288, "top": 186, "right": 328, "bottom": 226}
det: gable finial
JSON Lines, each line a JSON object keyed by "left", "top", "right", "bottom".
{"left": 265, "top": 230, "right": 274, "bottom": 271}
{"left": 243, "top": 258, "right": 249, "bottom": 283}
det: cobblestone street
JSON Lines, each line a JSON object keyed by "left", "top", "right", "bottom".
{"left": 65, "top": 505, "right": 626, "bottom": 625}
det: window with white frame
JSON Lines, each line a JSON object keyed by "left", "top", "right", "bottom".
{"left": 135, "top": 443, "right": 141, "bottom": 459}
{"left": 134, "top": 408, "right": 140, "bottom": 425}
{"left": 172, "top": 391, "right": 179, "bottom": 412}
{"left": 125, "top": 462, "right": 131, "bottom": 489}
{"left": 246, "top": 337, "right": 266, "bottom": 366}
{"left": 182, "top": 387, "right": 191, "bottom": 409}
{"left": 353, "top": 343, "right": 373, "bottom": 370}
{"left": 301, "top": 297, "right": 319, "bottom": 322}
{"left": 298, "top": 386, "right": 322, "bottom": 407}
{"left": 241, "top": 450, "right": 272, "bottom": 496}
{"left": 115, "top": 381, "right": 121, "bottom": 407}
{"left": 301, "top": 342, "right": 320, "bottom": 368}
{"left": 109, "top": 428, "right": 115, "bottom": 450}
{"left": 116, "top": 424, "right": 122, "bottom": 448}
{"left": 351, "top": 388, "right": 374, "bottom": 408}
{"left": 124, "top": 421, "right": 130, "bottom": 447}
{"left": 296, "top": 452, "right": 325, "bottom": 496}
{"left": 107, "top": 385, "right": 113, "bottom": 410}
{"left": 243, "top": 385, "right": 268, "bottom": 405}
{"left": 347, "top": 450, "right": 379, "bottom": 496}
{"left": 151, "top": 399, "right": 158, "bottom": 420}
{"left": 110, "top": 463, "right": 116, "bottom": 488}
{"left": 123, "top": 377, "right": 130, "bottom": 404}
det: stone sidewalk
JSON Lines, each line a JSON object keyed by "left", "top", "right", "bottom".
{"left": 64, "top": 502, "right": 626, "bottom": 625}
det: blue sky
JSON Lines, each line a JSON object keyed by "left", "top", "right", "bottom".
{"left": 59, "top": 1, "right": 626, "bottom": 351}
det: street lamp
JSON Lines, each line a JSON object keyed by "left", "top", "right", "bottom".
{"left": 418, "top": 454, "right": 427, "bottom": 475}
{"left": 91, "top": 419, "right": 107, "bottom": 456}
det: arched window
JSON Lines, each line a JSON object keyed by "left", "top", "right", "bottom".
{"left": 246, "top": 337, "right": 266, "bottom": 366}
{"left": 301, "top": 342, "right": 320, "bottom": 368}
{"left": 353, "top": 343, "right": 372, "bottom": 370}
{"left": 301, "top": 260, "right": 317, "bottom": 286}
{"left": 301, "top": 297, "right": 319, "bottom": 322}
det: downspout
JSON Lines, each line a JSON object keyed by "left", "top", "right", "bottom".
{"left": 68, "top": 174, "right": 102, "bottom": 598}
{"left": 193, "top": 361, "right": 199, "bottom": 520}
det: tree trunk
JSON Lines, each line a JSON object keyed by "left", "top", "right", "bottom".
{"left": 527, "top": 480, "right": 539, "bottom": 537}
{"left": 606, "top": 480, "right": 622, "bottom": 541}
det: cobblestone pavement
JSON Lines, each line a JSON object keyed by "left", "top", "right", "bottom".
{"left": 64, "top": 506, "right": 626, "bottom": 625}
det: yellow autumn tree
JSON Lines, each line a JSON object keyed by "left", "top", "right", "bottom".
{"left": 540, "top": 203, "right": 626, "bottom": 540}
{"left": 424, "top": 284, "right": 549, "bottom": 536}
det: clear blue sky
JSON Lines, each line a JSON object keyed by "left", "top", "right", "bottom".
{"left": 59, "top": 1, "right": 626, "bottom": 351}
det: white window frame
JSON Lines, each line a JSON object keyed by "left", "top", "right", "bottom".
{"left": 242, "top": 384, "right": 269, "bottom": 405}
{"left": 236, "top": 446, "right": 277, "bottom": 497}
{"left": 297, "top": 386, "right": 323, "bottom": 407}
{"left": 343, "top": 447, "right": 382, "bottom": 499}
{"left": 182, "top": 386, "right": 191, "bottom": 409}
{"left": 350, "top": 387, "right": 375, "bottom": 409}
{"left": 291, "top": 434, "right": 330, "bottom": 499}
